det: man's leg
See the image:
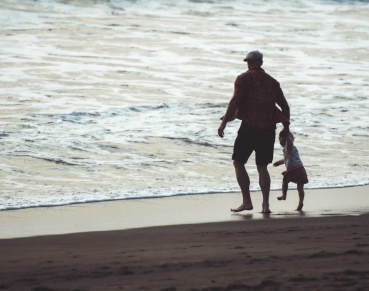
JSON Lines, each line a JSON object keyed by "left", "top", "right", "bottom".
{"left": 255, "top": 128, "right": 275, "bottom": 213}
{"left": 257, "top": 165, "right": 271, "bottom": 213}
{"left": 231, "top": 160, "right": 253, "bottom": 212}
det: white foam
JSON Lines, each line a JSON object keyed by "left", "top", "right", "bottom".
{"left": 1, "top": 0, "right": 369, "bottom": 210}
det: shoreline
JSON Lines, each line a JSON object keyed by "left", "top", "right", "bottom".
{"left": 1, "top": 185, "right": 369, "bottom": 239}
{"left": 2, "top": 183, "right": 368, "bottom": 212}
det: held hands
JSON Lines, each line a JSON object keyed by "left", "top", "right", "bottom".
{"left": 280, "top": 122, "right": 290, "bottom": 137}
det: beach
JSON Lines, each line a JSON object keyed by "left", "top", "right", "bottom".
{"left": 1, "top": 185, "right": 369, "bottom": 239}
{"left": 1, "top": 186, "right": 369, "bottom": 290}
{"left": 1, "top": 0, "right": 369, "bottom": 289}
{"left": 1, "top": 214, "right": 368, "bottom": 291}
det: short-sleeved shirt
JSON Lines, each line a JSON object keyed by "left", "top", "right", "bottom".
{"left": 234, "top": 67, "right": 289, "bottom": 130}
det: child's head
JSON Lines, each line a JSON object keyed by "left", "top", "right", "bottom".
{"left": 278, "top": 130, "right": 294, "bottom": 146}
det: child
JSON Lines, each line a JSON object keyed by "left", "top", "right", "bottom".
{"left": 273, "top": 130, "right": 308, "bottom": 211}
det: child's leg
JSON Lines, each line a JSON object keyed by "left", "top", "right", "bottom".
{"left": 296, "top": 183, "right": 305, "bottom": 210}
{"left": 277, "top": 181, "right": 288, "bottom": 200}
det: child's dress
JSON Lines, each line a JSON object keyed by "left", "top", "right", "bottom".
{"left": 276, "top": 134, "right": 309, "bottom": 184}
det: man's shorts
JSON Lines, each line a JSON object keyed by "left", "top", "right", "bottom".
{"left": 232, "top": 122, "right": 276, "bottom": 166}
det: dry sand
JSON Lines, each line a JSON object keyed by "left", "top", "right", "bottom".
{"left": 0, "top": 186, "right": 369, "bottom": 290}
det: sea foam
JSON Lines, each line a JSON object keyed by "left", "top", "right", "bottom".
{"left": 0, "top": 0, "right": 368, "bottom": 210}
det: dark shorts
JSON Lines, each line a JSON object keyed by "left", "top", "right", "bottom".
{"left": 232, "top": 122, "right": 275, "bottom": 166}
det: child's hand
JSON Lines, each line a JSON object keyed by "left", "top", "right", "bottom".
{"left": 273, "top": 160, "right": 282, "bottom": 167}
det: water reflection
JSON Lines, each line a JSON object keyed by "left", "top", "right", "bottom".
{"left": 232, "top": 213, "right": 254, "bottom": 220}
{"left": 231, "top": 210, "right": 309, "bottom": 221}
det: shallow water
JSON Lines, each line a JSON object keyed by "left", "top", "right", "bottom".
{"left": 0, "top": 0, "right": 369, "bottom": 210}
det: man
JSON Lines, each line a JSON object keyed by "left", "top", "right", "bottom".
{"left": 218, "top": 50, "right": 290, "bottom": 213}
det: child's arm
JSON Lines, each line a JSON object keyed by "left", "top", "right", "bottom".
{"left": 273, "top": 159, "right": 284, "bottom": 167}
{"left": 286, "top": 135, "right": 294, "bottom": 150}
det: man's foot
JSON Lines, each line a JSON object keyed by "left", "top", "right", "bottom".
{"left": 277, "top": 195, "right": 286, "bottom": 200}
{"left": 296, "top": 203, "right": 303, "bottom": 211}
{"left": 261, "top": 203, "right": 271, "bottom": 213}
{"left": 231, "top": 203, "right": 253, "bottom": 212}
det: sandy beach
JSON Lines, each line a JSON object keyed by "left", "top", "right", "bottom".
{"left": 1, "top": 185, "right": 369, "bottom": 239}
{"left": 1, "top": 186, "right": 369, "bottom": 290}
{"left": 1, "top": 215, "right": 368, "bottom": 291}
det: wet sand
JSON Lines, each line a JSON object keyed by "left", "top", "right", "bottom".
{"left": 0, "top": 214, "right": 368, "bottom": 291}
{"left": 1, "top": 185, "right": 369, "bottom": 239}
{"left": 1, "top": 186, "right": 369, "bottom": 290}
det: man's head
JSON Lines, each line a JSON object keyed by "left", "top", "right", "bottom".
{"left": 243, "top": 50, "right": 263, "bottom": 69}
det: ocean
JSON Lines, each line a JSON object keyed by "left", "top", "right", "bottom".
{"left": 0, "top": 0, "right": 368, "bottom": 210}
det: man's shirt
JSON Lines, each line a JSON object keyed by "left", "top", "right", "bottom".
{"left": 234, "top": 67, "right": 289, "bottom": 130}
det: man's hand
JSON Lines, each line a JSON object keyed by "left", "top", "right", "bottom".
{"left": 218, "top": 123, "right": 226, "bottom": 138}
{"left": 280, "top": 129, "right": 288, "bottom": 138}
{"left": 280, "top": 122, "right": 290, "bottom": 137}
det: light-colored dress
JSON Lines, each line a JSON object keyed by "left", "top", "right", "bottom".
{"left": 276, "top": 134, "right": 308, "bottom": 184}
{"left": 282, "top": 135, "right": 303, "bottom": 172}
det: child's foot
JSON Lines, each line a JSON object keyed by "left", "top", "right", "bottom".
{"left": 277, "top": 195, "right": 286, "bottom": 200}
{"left": 296, "top": 203, "right": 303, "bottom": 211}
{"left": 231, "top": 202, "right": 253, "bottom": 212}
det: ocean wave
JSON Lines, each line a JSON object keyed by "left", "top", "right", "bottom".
{"left": 1, "top": 0, "right": 369, "bottom": 210}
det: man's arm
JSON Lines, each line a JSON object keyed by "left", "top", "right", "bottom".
{"left": 218, "top": 91, "right": 242, "bottom": 138}
{"left": 276, "top": 87, "right": 290, "bottom": 133}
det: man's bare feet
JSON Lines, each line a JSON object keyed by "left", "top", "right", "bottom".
{"left": 231, "top": 202, "right": 253, "bottom": 212}
{"left": 296, "top": 203, "right": 303, "bottom": 211}
{"left": 277, "top": 195, "right": 286, "bottom": 200}
{"left": 261, "top": 203, "right": 271, "bottom": 213}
